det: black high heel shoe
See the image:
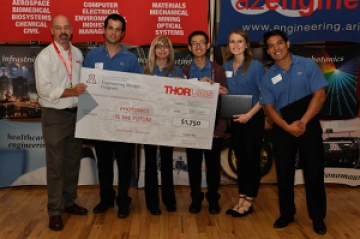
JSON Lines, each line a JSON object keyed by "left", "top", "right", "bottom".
{"left": 232, "top": 197, "right": 254, "bottom": 217}
{"left": 225, "top": 195, "right": 245, "bottom": 216}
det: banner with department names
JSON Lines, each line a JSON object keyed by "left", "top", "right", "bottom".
{"left": 1, "top": 0, "right": 208, "bottom": 45}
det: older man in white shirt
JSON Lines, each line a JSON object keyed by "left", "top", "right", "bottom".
{"left": 35, "top": 14, "right": 88, "bottom": 231}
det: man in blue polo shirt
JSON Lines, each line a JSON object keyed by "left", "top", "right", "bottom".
{"left": 182, "top": 30, "right": 228, "bottom": 214}
{"left": 83, "top": 13, "right": 140, "bottom": 218}
{"left": 260, "top": 30, "right": 328, "bottom": 235}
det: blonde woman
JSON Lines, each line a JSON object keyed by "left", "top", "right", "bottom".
{"left": 223, "top": 29, "right": 265, "bottom": 217}
{"left": 142, "top": 36, "right": 184, "bottom": 215}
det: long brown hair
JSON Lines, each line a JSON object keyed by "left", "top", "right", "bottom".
{"left": 143, "top": 36, "right": 175, "bottom": 76}
{"left": 226, "top": 29, "right": 253, "bottom": 74}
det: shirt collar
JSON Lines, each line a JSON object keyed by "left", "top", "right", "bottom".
{"left": 155, "top": 64, "right": 166, "bottom": 74}
{"left": 53, "top": 41, "right": 72, "bottom": 53}
{"left": 100, "top": 44, "right": 128, "bottom": 55}
{"left": 272, "top": 53, "right": 299, "bottom": 71}
{"left": 190, "top": 58, "right": 211, "bottom": 71}
{"left": 229, "top": 58, "right": 244, "bottom": 72}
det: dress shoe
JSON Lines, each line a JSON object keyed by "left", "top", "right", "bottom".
{"left": 64, "top": 203, "right": 88, "bottom": 215}
{"left": 117, "top": 198, "right": 131, "bottom": 219}
{"left": 166, "top": 205, "right": 177, "bottom": 212}
{"left": 189, "top": 202, "right": 202, "bottom": 214}
{"left": 117, "top": 207, "right": 130, "bottom": 218}
{"left": 149, "top": 208, "right": 162, "bottom": 215}
{"left": 93, "top": 202, "right": 114, "bottom": 214}
{"left": 209, "top": 201, "right": 221, "bottom": 214}
{"left": 313, "top": 220, "right": 327, "bottom": 234}
{"left": 49, "top": 215, "right": 63, "bottom": 231}
{"left": 273, "top": 216, "right": 294, "bottom": 228}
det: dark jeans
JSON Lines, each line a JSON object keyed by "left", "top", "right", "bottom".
{"left": 231, "top": 110, "right": 264, "bottom": 197}
{"left": 186, "top": 137, "right": 223, "bottom": 204}
{"left": 94, "top": 141, "right": 135, "bottom": 208}
{"left": 272, "top": 120, "right": 326, "bottom": 221}
{"left": 144, "top": 145, "right": 176, "bottom": 209}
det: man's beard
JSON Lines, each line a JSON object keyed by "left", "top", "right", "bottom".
{"left": 59, "top": 34, "right": 69, "bottom": 42}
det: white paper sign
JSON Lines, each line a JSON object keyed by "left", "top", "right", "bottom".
{"left": 75, "top": 67, "right": 219, "bottom": 149}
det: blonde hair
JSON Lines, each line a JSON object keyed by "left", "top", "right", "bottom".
{"left": 226, "top": 29, "right": 253, "bottom": 74}
{"left": 143, "top": 36, "right": 176, "bottom": 76}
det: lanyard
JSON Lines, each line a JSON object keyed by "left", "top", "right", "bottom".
{"left": 52, "top": 41, "right": 73, "bottom": 87}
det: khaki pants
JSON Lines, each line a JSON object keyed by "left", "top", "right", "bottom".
{"left": 42, "top": 108, "right": 82, "bottom": 216}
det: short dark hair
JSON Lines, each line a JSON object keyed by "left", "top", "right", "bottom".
{"left": 188, "top": 30, "right": 209, "bottom": 45}
{"left": 104, "top": 14, "right": 126, "bottom": 32}
{"left": 263, "top": 30, "right": 288, "bottom": 48}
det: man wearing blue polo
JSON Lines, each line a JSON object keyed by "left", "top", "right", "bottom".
{"left": 182, "top": 30, "right": 228, "bottom": 214}
{"left": 260, "top": 30, "right": 328, "bottom": 234}
{"left": 83, "top": 13, "right": 140, "bottom": 218}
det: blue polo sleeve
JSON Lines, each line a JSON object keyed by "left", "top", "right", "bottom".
{"left": 254, "top": 60, "right": 266, "bottom": 88}
{"left": 307, "top": 60, "right": 329, "bottom": 92}
{"left": 259, "top": 74, "right": 275, "bottom": 105}
{"left": 129, "top": 55, "right": 141, "bottom": 73}
{"left": 83, "top": 50, "right": 95, "bottom": 68}
{"left": 139, "top": 65, "right": 145, "bottom": 74}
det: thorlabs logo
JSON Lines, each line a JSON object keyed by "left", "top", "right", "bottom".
{"left": 164, "top": 85, "right": 213, "bottom": 98}
{"left": 231, "top": 0, "right": 359, "bottom": 17}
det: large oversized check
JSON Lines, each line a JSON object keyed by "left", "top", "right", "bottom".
{"left": 75, "top": 67, "right": 219, "bottom": 149}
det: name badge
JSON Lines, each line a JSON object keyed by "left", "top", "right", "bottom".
{"left": 271, "top": 74, "right": 282, "bottom": 84}
{"left": 95, "top": 62, "right": 104, "bottom": 70}
{"left": 225, "top": 71, "right": 233, "bottom": 78}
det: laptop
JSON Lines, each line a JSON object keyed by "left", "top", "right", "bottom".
{"left": 280, "top": 94, "right": 316, "bottom": 124}
{"left": 220, "top": 95, "right": 253, "bottom": 119}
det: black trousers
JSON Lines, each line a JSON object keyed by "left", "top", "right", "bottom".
{"left": 94, "top": 141, "right": 134, "bottom": 208}
{"left": 186, "top": 137, "right": 223, "bottom": 203}
{"left": 144, "top": 145, "right": 176, "bottom": 209}
{"left": 272, "top": 120, "right": 326, "bottom": 221}
{"left": 231, "top": 110, "right": 264, "bottom": 197}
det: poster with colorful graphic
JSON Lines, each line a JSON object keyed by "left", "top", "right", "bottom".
{"left": 0, "top": 46, "right": 42, "bottom": 119}
{"left": 290, "top": 45, "right": 360, "bottom": 119}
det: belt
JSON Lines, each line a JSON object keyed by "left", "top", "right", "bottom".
{"left": 60, "top": 107, "right": 78, "bottom": 113}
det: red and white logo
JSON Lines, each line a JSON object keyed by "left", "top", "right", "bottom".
{"left": 164, "top": 85, "right": 213, "bottom": 98}
{"left": 231, "top": 0, "right": 358, "bottom": 17}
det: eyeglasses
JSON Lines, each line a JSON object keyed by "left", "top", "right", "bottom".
{"left": 155, "top": 44, "right": 170, "bottom": 50}
{"left": 191, "top": 41, "right": 207, "bottom": 47}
